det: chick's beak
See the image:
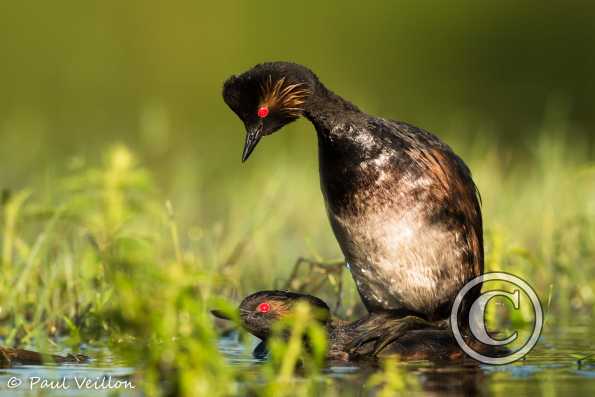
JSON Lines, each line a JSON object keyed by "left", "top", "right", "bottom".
{"left": 211, "top": 309, "right": 232, "bottom": 320}
{"left": 242, "top": 123, "right": 263, "bottom": 162}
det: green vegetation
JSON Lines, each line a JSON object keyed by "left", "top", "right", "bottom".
{"left": 0, "top": 111, "right": 593, "bottom": 394}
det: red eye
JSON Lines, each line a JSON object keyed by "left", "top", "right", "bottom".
{"left": 257, "top": 106, "right": 269, "bottom": 118}
{"left": 257, "top": 302, "right": 271, "bottom": 313}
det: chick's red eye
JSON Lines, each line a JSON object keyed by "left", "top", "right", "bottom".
{"left": 257, "top": 106, "right": 269, "bottom": 118}
{"left": 257, "top": 302, "right": 271, "bottom": 313}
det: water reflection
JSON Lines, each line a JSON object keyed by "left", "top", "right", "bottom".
{"left": 0, "top": 324, "right": 592, "bottom": 396}
{"left": 219, "top": 322, "right": 595, "bottom": 396}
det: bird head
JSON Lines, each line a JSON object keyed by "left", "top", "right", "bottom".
{"left": 212, "top": 290, "right": 330, "bottom": 340}
{"left": 222, "top": 62, "right": 316, "bottom": 161}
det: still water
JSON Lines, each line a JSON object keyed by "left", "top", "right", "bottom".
{"left": 219, "top": 322, "right": 595, "bottom": 396}
{"left": 1, "top": 323, "right": 593, "bottom": 396}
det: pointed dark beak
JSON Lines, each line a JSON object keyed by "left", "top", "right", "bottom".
{"left": 242, "top": 123, "right": 263, "bottom": 162}
{"left": 211, "top": 309, "right": 232, "bottom": 320}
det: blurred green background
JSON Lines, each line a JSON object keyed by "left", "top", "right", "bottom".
{"left": 2, "top": 0, "right": 594, "bottom": 180}
{"left": 1, "top": 0, "right": 594, "bottom": 311}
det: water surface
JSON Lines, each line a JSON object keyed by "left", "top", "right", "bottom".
{"left": 1, "top": 323, "right": 593, "bottom": 396}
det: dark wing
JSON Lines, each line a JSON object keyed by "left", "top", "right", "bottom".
{"left": 384, "top": 119, "right": 484, "bottom": 277}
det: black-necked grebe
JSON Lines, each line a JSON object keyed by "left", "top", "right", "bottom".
{"left": 223, "top": 62, "right": 483, "bottom": 355}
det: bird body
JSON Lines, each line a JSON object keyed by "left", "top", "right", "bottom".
{"left": 314, "top": 115, "right": 482, "bottom": 320}
{"left": 213, "top": 290, "right": 505, "bottom": 361}
{"left": 223, "top": 62, "right": 483, "bottom": 323}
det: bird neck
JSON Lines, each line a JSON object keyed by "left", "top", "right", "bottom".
{"left": 303, "top": 82, "right": 362, "bottom": 136}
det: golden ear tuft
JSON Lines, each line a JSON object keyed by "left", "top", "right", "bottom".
{"left": 267, "top": 300, "right": 290, "bottom": 317}
{"left": 259, "top": 75, "right": 311, "bottom": 117}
